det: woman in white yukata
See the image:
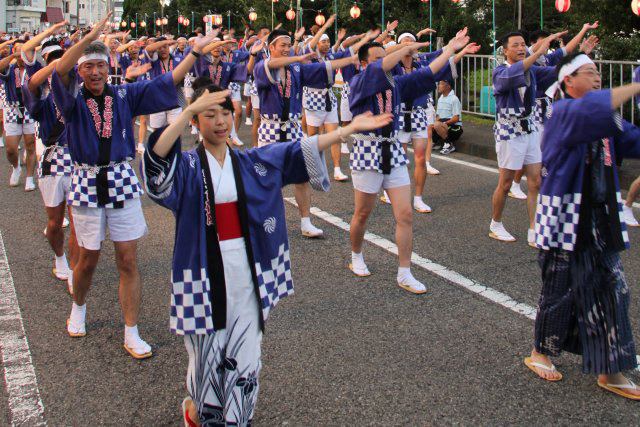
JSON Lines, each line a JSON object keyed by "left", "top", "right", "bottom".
{"left": 142, "top": 77, "right": 393, "bottom": 426}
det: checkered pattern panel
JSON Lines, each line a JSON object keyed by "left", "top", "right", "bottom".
{"left": 494, "top": 107, "right": 532, "bottom": 142}
{"left": 532, "top": 98, "right": 552, "bottom": 133}
{"left": 68, "top": 162, "right": 142, "bottom": 208}
{"left": 255, "top": 244, "right": 294, "bottom": 322}
{"left": 616, "top": 191, "right": 631, "bottom": 249}
{"left": 302, "top": 86, "right": 337, "bottom": 112}
{"left": 4, "top": 105, "right": 35, "bottom": 124}
{"left": 350, "top": 134, "right": 409, "bottom": 172}
{"left": 250, "top": 80, "right": 258, "bottom": 96}
{"left": 397, "top": 106, "right": 429, "bottom": 133}
{"left": 38, "top": 145, "right": 73, "bottom": 178}
{"left": 0, "top": 85, "right": 6, "bottom": 108}
{"left": 229, "top": 82, "right": 241, "bottom": 98}
{"left": 534, "top": 192, "right": 582, "bottom": 250}
{"left": 258, "top": 114, "right": 303, "bottom": 145}
{"left": 170, "top": 268, "right": 215, "bottom": 335}
{"left": 341, "top": 83, "right": 350, "bottom": 98}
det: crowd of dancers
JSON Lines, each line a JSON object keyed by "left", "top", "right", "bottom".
{"left": 1, "top": 12, "right": 640, "bottom": 425}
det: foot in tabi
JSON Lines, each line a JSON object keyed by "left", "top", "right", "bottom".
{"left": 524, "top": 351, "right": 563, "bottom": 382}
{"left": 123, "top": 325, "right": 153, "bottom": 359}
{"left": 24, "top": 176, "right": 36, "bottom": 192}
{"left": 334, "top": 167, "right": 349, "bottom": 182}
{"left": 52, "top": 254, "right": 70, "bottom": 281}
{"left": 489, "top": 220, "right": 516, "bottom": 242}
{"left": 413, "top": 196, "right": 432, "bottom": 213}
{"left": 245, "top": 117, "right": 252, "bottom": 126}
{"left": 182, "top": 397, "right": 198, "bottom": 427}
{"left": 340, "top": 142, "right": 349, "bottom": 154}
{"left": 349, "top": 252, "right": 371, "bottom": 277}
{"left": 597, "top": 373, "right": 640, "bottom": 400}
{"left": 508, "top": 181, "right": 527, "bottom": 199}
{"left": 67, "top": 303, "right": 86, "bottom": 337}
{"left": 379, "top": 190, "right": 391, "bottom": 205}
{"left": 301, "top": 217, "right": 323, "bottom": 238}
{"left": 137, "top": 143, "right": 145, "bottom": 154}
{"left": 9, "top": 164, "right": 21, "bottom": 187}
{"left": 623, "top": 205, "right": 639, "bottom": 227}
{"left": 527, "top": 228, "right": 536, "bottom": 248}
{"left": 440, "top": 142, "right": 456, "bottom": 155}
{"left": 426, "top": 161, "right": 440, "bottom": 175}
{"left": 397, "top": 267, "right": 427, "bottom": 294}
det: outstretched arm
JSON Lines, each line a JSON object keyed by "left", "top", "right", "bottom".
{"left": 266, "top": 52, "right": 315, "bottom": 69}
{"left": 317, "top": 112, "right": 393, "bottom": 151}
{"left": 171, "top": 34, "right": 216, "bottom": 85}
{"left": 22, "top": 20, "right": 68, "bottom": 61}
{"left": 564, "top": 22, "right": 598, "bottom": 54}
{"left": 28, "top": 60, "right": 57, "bottom": 92}
{"left": 307, "top": 14, "right": 336, "bottom": 51}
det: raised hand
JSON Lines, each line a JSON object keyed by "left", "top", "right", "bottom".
{"left": 583, "top": 21, "right": 599, "bottom": 31}
{"left": 580, "top": 35, "right": 599, "bottom": 55}
{"left": 461, "top": 42, "right": 481, "bottom": 55}
{"left": 365, "top": 29, "right": 380, "bottom": 41}
{"left": 274, "top": 23, "right": 283, "bottom": 31}
{"left": 417, "top": 27, "right": 436, "bottom": 38}
{"left": 324, "top": 14, "right": 337, "bottom": 28}
{"left": 125, "top": 63, "right": 152, "bottom": 80}
{"left": 250, "top": 39, "right": 264, "bottom": 55}
{"left": 194, "top": 34, "right": 215, "bottom": 52}
{"left": 386, "top": 20, "right": 399, "bottom": 33}
{"left": 186, "top": 89, "right": 232, "bottom": 115}
{"left": 338, "top": 28, "right": 347, "bottom": 41}
{"left": 295, "top": 27, "right": 306, "bottom": 40}
{"left": 349, "top": 112, "right": 394, "bottom": 133}
{"left": 88, "top": 12, "right": 112, "bottom": 41}
{"left": 447, "top": 27, "right": 470, "bottom": 52}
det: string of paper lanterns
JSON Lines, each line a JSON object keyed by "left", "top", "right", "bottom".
{"left": 555, "top": 0, "right": 570, "bottom": 12}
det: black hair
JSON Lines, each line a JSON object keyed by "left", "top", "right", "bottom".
{"left": 187, "top": 32, "right": 197, "bottom": 39}
{"left": 45, "top": 48, "right": 65, "bottom": 64}
{"left": 499, "top": 31, "right": 525, "bottom": 48}
{"left": 267, "top": 29, "right": 291, "bottom": 46}
{"left": 358, "top": 42, "right": 383, "bottom": 63}
{"left": 156, "top": 36, "right": 167, "bottom": 42}
{"left": 529, "top": 30, "right": 549, "bottom": 45}
{"left": 190, "top": 77, "right": 234, "bottom": 112}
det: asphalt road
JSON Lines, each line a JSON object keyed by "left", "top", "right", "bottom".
{"left": 1, "top": 124, "right": 640, "bottom": 426}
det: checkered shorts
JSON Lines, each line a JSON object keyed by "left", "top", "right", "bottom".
{"left": 397, "top": 106, "right": 429, "bottom": 133}
{"left": 4, "top": 104, "right": 35, "bottom": 124}
{"left": 302, "top": 86, "right": 337, "bottom": 112}
{"left": 38, "top": 145, "right": 73, "bottom": 178}
{"left": 350, "top": 133, "right": 409, "bottom": 172}
{"left": 68, "top": 161, "right": 143, "bottom": 208}
{"left": 258, "top": 114, "right": 303, "bottom": 145}
{"left": 494, "top": 107, "right": 533, "bottom": 142}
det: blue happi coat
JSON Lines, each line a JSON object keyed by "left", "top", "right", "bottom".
{"left": 492, "top": 60, "right": 556, "bottom": 142}
{"left": 194, "top": 55, "right": 247, "bottom": 89}
{"left": 348, "top": 58, "right": 453, "bottom": 172}
{"left": 51, "top": 70, "right": 179, "bottom": 207}
{"left": 301, "top": 45, "right": 353, "bottom": 112}
{"left": 141, "top": 133, "right": 329, "bottom": 335}
{"left": 534, "top": 90, "right": 640, "bottom": 251}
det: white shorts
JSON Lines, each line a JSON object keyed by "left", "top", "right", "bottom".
{"left": 39, "top": 175, "right": 71, "bottom": 207}
{"left": 340, "top": 95, "right": 353, "bottom": 122}
{"left": 496, "top": 132, "right": 541, "bottom": 170}
{"left": 5, "top": 121, "right": 36, "bottom": 136}
{"left": 426, "top": 106, "right": 436, "bottom": 126}
{"left": 305, "top": 108, "right": 339, "bottom": 127}
{"left": 230, "top": 87, "right": 242, "bottom": 102}
{"left": 150, "top": 107, "right": 182, "bottom": 129}
{"left": 251, "top": 95, "right": 260, "bottom": 109}
{"left": 397, "top": 129, "right": 429, "bottom": 143}
{"left": 184, "top": 87, "right": 194, "bottom": 101}
{"left": 243, "top": 83, "right": 252, "bottom": 97}
{"left": 351, "top": 166, "right": 410, "bottom": 194}
{"left": 71, "top": 198, "right": 147, "bottom": 250}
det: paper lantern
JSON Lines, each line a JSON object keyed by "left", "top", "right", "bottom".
{"left": 130, "top": 22, "right": 136, "bottom": 28}
{"left": 315, "top": 12, "right": 325, "bottom": 26}
{"left": 185, "top": 19, "right": 190, "bottom": 26}
{"left": 140, "top": 21, "right": 146, "bottom": 27}
{"left": 350, "top": 4, "right": 361, "bottom": 18}
{"left": 213, "top": 14, "right": 223, "bottom": 25}
{"left": 555, "top": 0, "right": 570, "bottom": 12}
{"left": 452, "top": 0, "right": 460, "bottom": 3}
{"left": 121, "top": 21, "right": 127, "bottom": 28}
{"left": 286, "top": 8, "right": 296, "bottom": 20}
{"left": 162, "top": 17, "right": 168, "bottom": 25}
{"left": 249, "top": 8, "right": 257, "bottom": 21}
{"left": 156, "top": 18, "right": 162, "bottom": 26}
{"left": 632, "top": 0, "right": 640, "bottom": 16}
{"left": 178, "top": 15, "right": 184, "bottom": 24}
{"left": 203, "top": 15, "right": 210, "bottom": 23}
{"left": 420, "top": 0, "right": 428, "bottom": 3}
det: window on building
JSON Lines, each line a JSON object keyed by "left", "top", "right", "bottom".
{"left": 65, "top": 2, "right": 70, "bottom": 13}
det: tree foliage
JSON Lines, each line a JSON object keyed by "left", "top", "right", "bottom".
{"left": 122, "top": 0, "right": 640, "bottom": 60}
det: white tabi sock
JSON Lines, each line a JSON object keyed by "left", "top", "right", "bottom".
{"left": 334, "top": 167, "right": 342, "bottom": 174}
{"left": 70, "top": 302, "right": 86, "bottom": 325}
{"left": 55, "top": 254, "right": 69, "bottom": 273}
{"left": 301, "top": 217, "right": 312, "bottom": 228}
{"left": 397, "top": 267, "right": 412, "bottom": 283}
{"left": 125, "top": 324, "right": 140, "bottom": 341}
{"left": 25, "top": 176, "right": 34, "bottom": 186}
{"left": 351, "top": 251, "right": 365, "bottom": 266}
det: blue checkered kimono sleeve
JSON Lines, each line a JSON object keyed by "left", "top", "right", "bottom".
{"left": 531, "top": 65, "right": 557, "bottom": 95}
{"left": 124, "top": 73, "right": 179, "bottom": 116}
{"left": 141, "top": 127, "right": 185, "bottom": 211}
{"left": 349, "top": 60, "right": 393, "bottom": 109}
{"left": 417, "top": 49, "right": 443, "bottom": 65}
{"left": 21, "top": 79, "right": 46, "bottom": 119}
{"left": 232, "top": 49, "right": 251, "bottom": 63}
{"left": 493, "top": 60, "right": 529, "bottom": 94}
{"left": 395, "top": 65, "right": 439, "bottom": 105}
{"left": 300, "top": 61, "right": 333, "bottom": 89}
{"left": 51, "top": 68, "right": 80, "bottom": 120}
{"left": 228, "top": 62, "right": 248, "bottom": 83}
{"left": 253, "top": 59, "right": 278, "bottom": 89}
{"left": 544, "top": 90, "right": 622, "bottom": 149}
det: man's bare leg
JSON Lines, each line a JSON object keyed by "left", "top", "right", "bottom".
{"left": 251, "top": 109, "right": 260, "bottom": 147}
{"left": 490, "top": 168, "right": 517, "bottom": 241}
{"left": 295, "top": 182, "right": 323, "bottom": 237}
{"left": 412, "top": 137, "right": 431, "bottom": 212}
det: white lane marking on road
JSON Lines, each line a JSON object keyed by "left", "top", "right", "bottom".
{"left": 285, "top": 198, "right": 640, "bottom": 370}
{"left": 0, "top": 231, "right": 47, "bottom": 426}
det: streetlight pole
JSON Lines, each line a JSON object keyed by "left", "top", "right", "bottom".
{"left": 518, "top": 0, "right": 522, "bottom": 29}
{"left": 135, "top": 13, "right": 138, "bottom": 37}
{"left": 153, "top": 12, "right": 156, "bottom": 34}
{"left": 192, "top": 11, "right": 194, "bottom": 32}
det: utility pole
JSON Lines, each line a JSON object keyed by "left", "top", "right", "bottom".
{"left": 518, "top": 0, "right": 522, "bottom": 29}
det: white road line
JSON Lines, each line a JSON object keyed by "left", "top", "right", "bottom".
{"left": 285, "top": 197, "right": 640, "bottom": 370}
{"left": 0, "top": 231, "right": 46, "bottom": 426}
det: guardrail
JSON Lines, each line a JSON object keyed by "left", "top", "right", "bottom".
{"left": 455, "top": 54, "right": 639, "bottom": 123}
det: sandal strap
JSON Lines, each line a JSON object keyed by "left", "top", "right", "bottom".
{"left": 528, "top": 361, "right": 557, "bottom": 372}
{"left": 605, "top": 380, "right": 637, "bottom": 390}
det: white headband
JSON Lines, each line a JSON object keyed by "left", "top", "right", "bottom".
{"left": 177, "top": 37, "right": 187, "bottom": 42}
{"left": 269, "top": 35, "right": 291, "bottom": 46}
{"left": 397, "top": 33, "right": 416, "bottom": 43}
{"left": 545, "top": 54, "right": 594, "bottom": 98}
{"left": 319, "top": 34, "right": 330, "bottom": 42}
{"left": 42, "top": 45, "right": 62, "bottom": 56}
{"left": 78, "top": 53, "right": 109, "bottom": 65}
